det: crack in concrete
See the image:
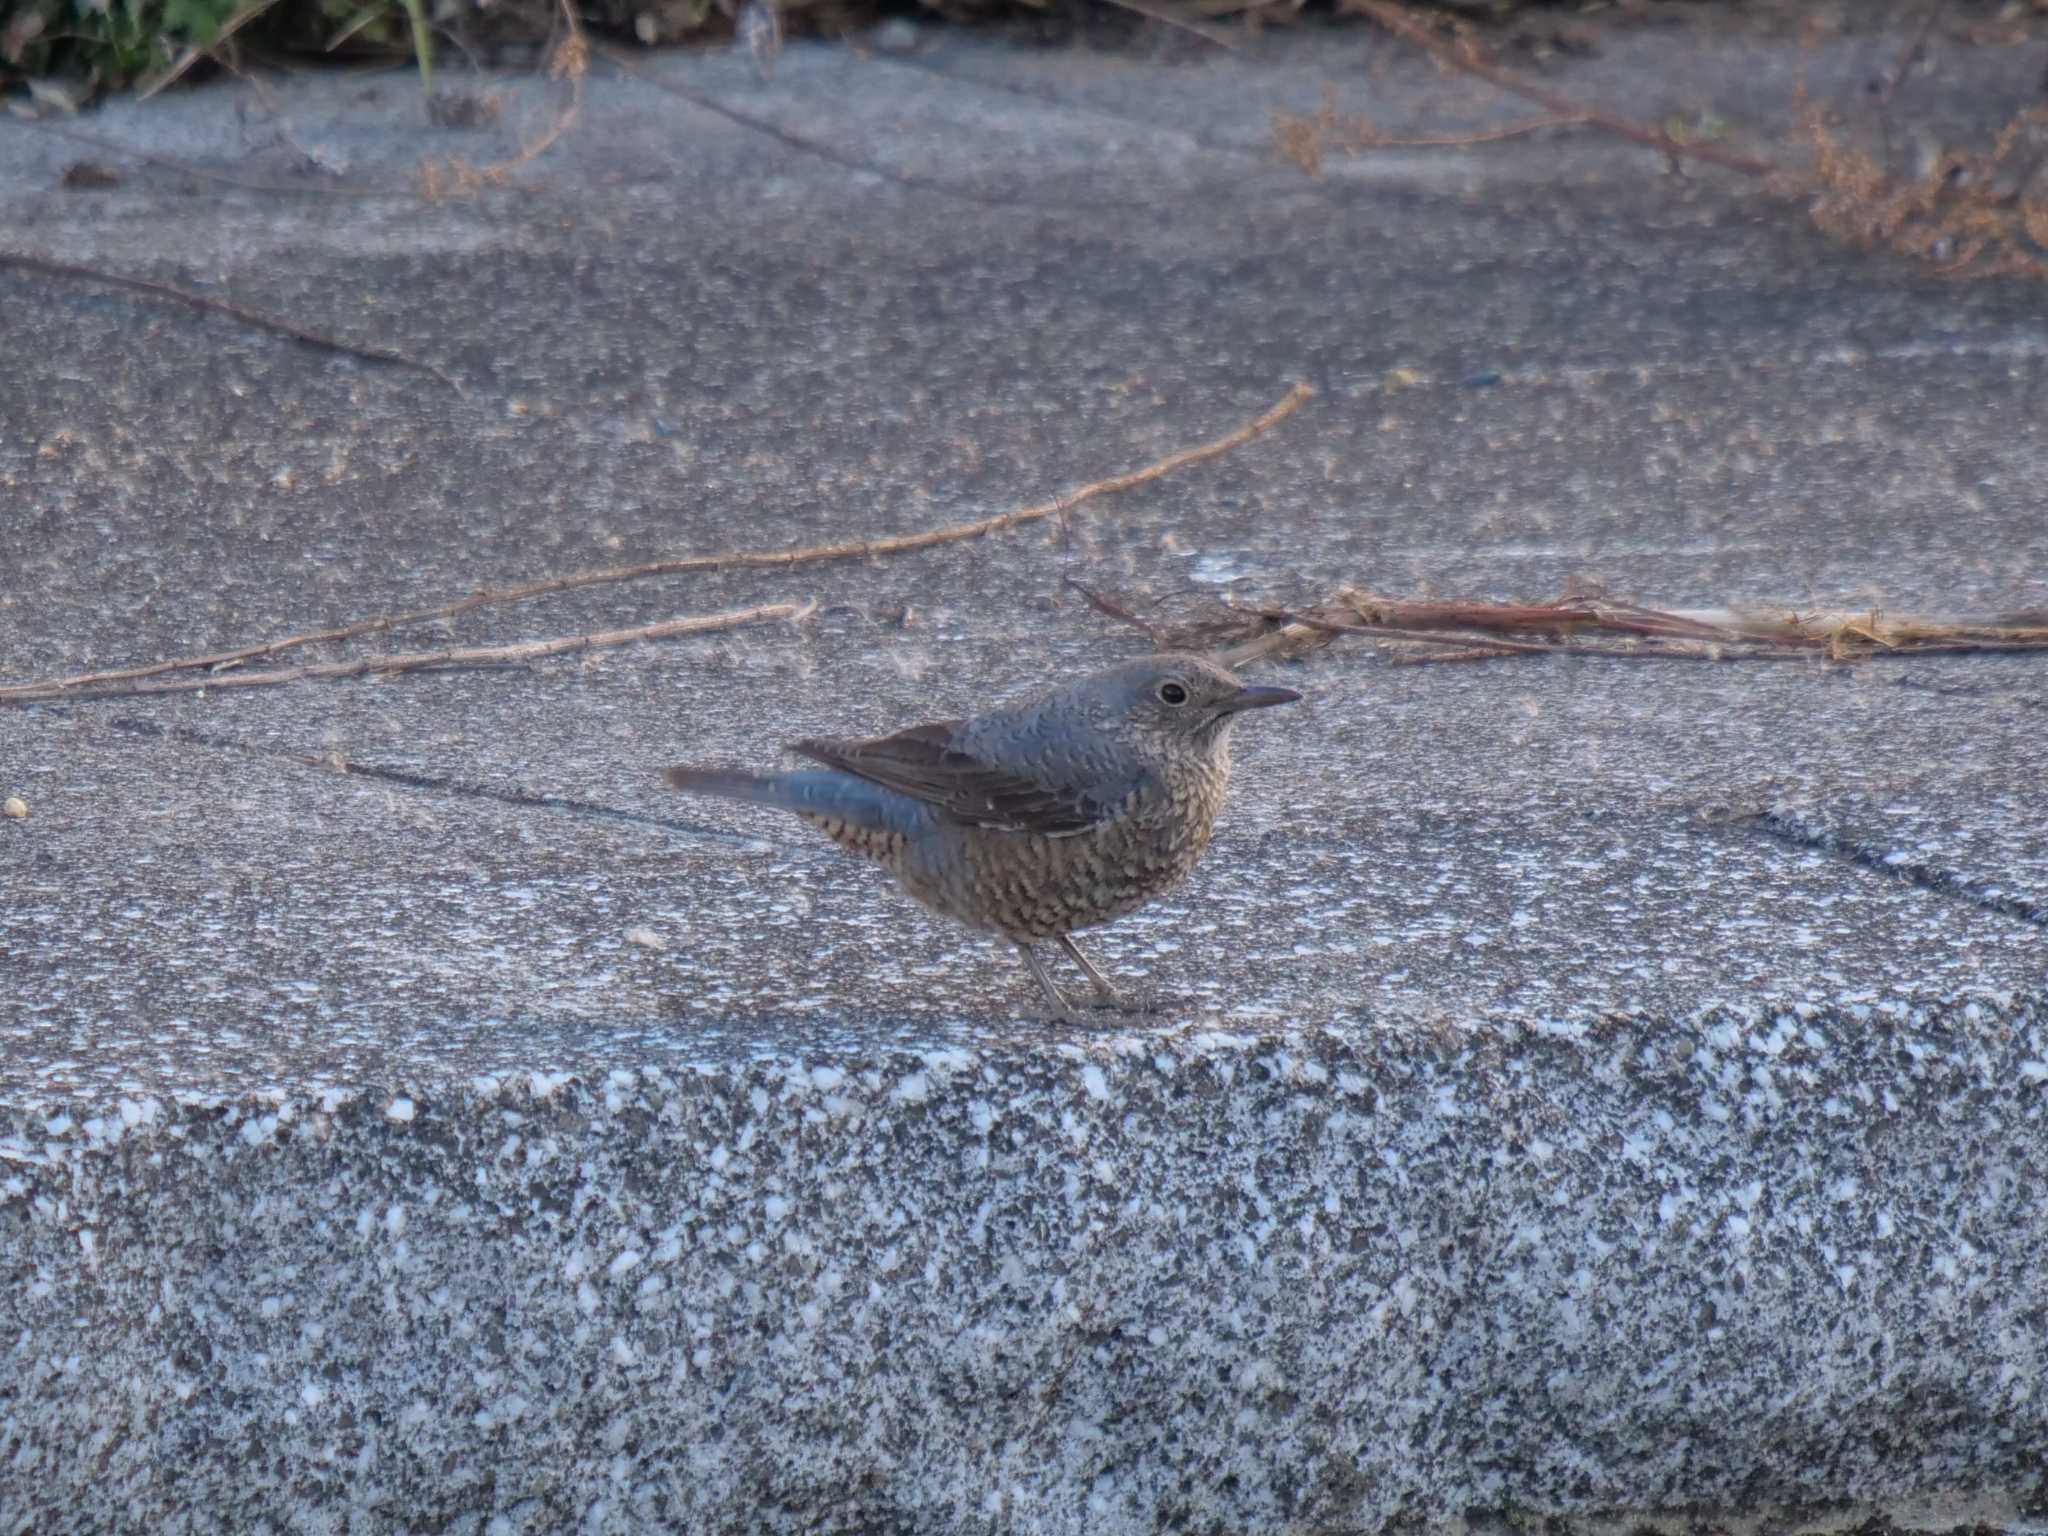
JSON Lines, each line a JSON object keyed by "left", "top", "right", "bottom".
{"left": 1738, "top": 806, "right": 2047, "bottom": 930}
{"left": 85, "top": 713, "right": 2048, "bottom": 932}
{"left": 1888, "top": 674, "right": 2048, "bottom": 710}
{"left": 103, "top": 715, "right": 766, "bottom": 851}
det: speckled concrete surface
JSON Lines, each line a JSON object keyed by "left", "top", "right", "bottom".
{"left": 4, "top": 14, "right": 2048, "bottom": 1534}
{"left": 8, "top": 1010, "right": 2048, "bottom": 1533}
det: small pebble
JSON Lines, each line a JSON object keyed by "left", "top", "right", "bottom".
{"left": 2, "top": 796, "right": 26, "bottom": 819}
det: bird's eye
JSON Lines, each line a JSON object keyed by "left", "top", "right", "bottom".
{"left": 1157, "top": 681, "right": 1189, "bottom": 706}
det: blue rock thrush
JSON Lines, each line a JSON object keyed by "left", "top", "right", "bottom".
{"left": 663, "top": 653, "right": 1300, "bottom": 1021}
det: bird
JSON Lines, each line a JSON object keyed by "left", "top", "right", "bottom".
{"left": 662, "top": 652, "right": 1300, "bottom": 1023}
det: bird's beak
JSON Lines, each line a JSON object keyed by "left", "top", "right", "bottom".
{"left": 1216, "top": 683, "right": 1302, "bottom": 714}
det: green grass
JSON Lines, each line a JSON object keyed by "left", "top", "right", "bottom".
{"left": 0, "top": 0, "right": 435, "bottom": 98}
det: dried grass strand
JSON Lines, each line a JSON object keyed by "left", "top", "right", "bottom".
{"left": 1342, "top": 0, "right": 1774, "bottom": 177}
{"left": 415, "top": 0, "right": 586, "bottom": 197}
{"left": 0, "top": 383, "right": 1310, "bottom": 705}
{"left": 1188, "top": 588, "right": 2048, "bottom": 670}
{"left": 1, "top": 603, "right": 813, "bottom": 706}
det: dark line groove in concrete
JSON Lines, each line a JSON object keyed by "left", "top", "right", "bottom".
{"left": 103, "top": 715, "right": 766, "bottom": 850}
{"left": 601, "top": 59, "right": 1124, "bottom": 216}
{"left": 1738, "top": 807, "right": 2047, "bottom": 930}
{"left": 1888, "top": 675, "right": 2048, "bottom": 710}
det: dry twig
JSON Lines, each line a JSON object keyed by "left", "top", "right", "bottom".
{"left": 1317, "top": 0, "right": 2046, "bottom": 279}
{"left": 1877, "top": 0, "right": 1948, "bottom": 111}
{"left": 1094, "top": 0, "right": 1240, "bottom": 52}
{"left": 1341, "top": 0, "right": 1775, "bottom": 178}
{"left": 136, "top": 0, "right": 281, "bottom": 100}
{"left": 1062, "top": 578, "right": 1170, "bottom": 644}
{"left": 1274, "top": 89, "right": 1591, "bottom": 176}
{"left": 0, "top": 383, "right": 1310, "bottom": 706}
{"left": 417, "top": 0, "right": 586, "bottom": 196}
{"left": 0, "top": 603, "right": 813, "bottom": 706}
{"left": 1083, "top": 586, "right": 2048, "bottom": 670}
{"left": 0, "top": 251, "right": 462, "bottom": 389}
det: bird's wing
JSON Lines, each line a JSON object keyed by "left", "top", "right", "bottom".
{"left": 790, "top": 722, "right": 1118, "bottom": 836}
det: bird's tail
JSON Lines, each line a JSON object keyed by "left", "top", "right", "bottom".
{"left": 663, "top": 765, "right": 793, "bottom": 809}
{"left": 663, "top": 765, "right": 914, "bottom": 834}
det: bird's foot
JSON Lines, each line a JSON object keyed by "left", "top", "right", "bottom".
{"left": 1020, "top": 940, "right": 1155, "bottom": 1025}
{"left": 1081, "top": 991, "right": 1148, "bottom": 1015}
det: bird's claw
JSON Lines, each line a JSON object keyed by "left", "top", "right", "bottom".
{"left": 1083, "top": 994, "right": 1146, "bottom": 1014}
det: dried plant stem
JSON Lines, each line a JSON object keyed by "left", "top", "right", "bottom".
{"left": 0, "top": 252, "right": 461, "bottom": 389}
{"left": 1343, "top": 0, "right": 1774, "bottom": 178}
{"left": 526, "top": 0, "right": 589, "bottom": 163}
{"left": 1190, "top": 588, "right": 2048, "bottom": 670}
{"left": 0, "top": 382, "right": 1310, "bottom": 706}
{"left": 1, "top": 603, "right": 813, "bottom": 706}
{"left": 1273, "top": 90, "right": 1594, "bottom": 174}
{"left": 1878, "top": 0, "right": 1948, "bottom": 110}
{"left": 1094, "top": 0, "right": 1239, "bottom": 52}
{"left": 1063, "top": 578, "right": 1169, "bottom": 644}
{"left": 137, "top": 0, "right": 282, "bottom": 100}
{"left": 1302, "top": 615, "right": 1822, "bottom": 664}
{"left": 413, "top": 0, "right": 585, "bottom": 196}
{"left": 1362, "top": 116, "right": 1593, "bottom": 149}
{"left": 1293, "top": 0, "right": 2041, "bottom": 280}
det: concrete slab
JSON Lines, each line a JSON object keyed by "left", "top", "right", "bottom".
{"left": 3, "top": 14, "right": 2047, "bottom": 1535}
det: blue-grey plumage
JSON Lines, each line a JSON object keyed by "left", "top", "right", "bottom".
{"left": 663, "top": 653, "right": 1299, "bottom": 1022}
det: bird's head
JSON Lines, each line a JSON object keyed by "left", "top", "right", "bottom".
{"left": 1080, "top": 653, "right": 1301, "bottom": 751}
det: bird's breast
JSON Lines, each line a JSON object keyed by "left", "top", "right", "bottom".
{"left": 796, "top": 750, "right": 1234, "bottom": 944}
{"left": 922, "top": 759, "right": 1228, "bottom": 940}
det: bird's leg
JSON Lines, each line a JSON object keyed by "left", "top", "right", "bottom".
{"left": 1057, "top": 934, "right": 1134, "bottom": 1012}
{"left": 1015, "top": 943, "right": 1081, "bottom": 1025}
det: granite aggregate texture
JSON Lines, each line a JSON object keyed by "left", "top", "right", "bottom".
{"left": 3, "top": 11, "right": 2048, "bottom": 1534}
{"left": 9, "top": 1009, "right": 2048, "bottom": 1533}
